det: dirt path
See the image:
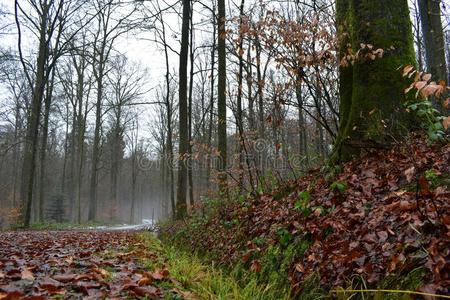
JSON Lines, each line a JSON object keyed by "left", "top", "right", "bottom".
{"left": 0, "top": 230, "right": 180, "bottom": 299}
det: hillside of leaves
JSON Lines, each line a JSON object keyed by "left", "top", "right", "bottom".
{"left": 163, "top": 133, "right": 450, "bottom": 297}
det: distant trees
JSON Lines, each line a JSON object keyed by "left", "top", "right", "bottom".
{"left": 1, "top": 0, "right": 448, "bottom": 227}
{"left": 87, "top": 0, "right": 138, "bottom": 222}
{"left": 14, "top": 0, "right": 89, "bottom": 227}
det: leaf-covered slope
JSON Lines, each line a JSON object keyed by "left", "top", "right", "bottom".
{"left": 166, "top": 134, "right": 450, "bottom": 296}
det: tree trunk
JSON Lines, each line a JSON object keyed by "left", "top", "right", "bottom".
{"left": 295, "top": 77, "right": 308, "bottom": 162}
{"left": 37, "top": 70, "right": 55, "bottom": 222}
{"left": 188, "top": 10, "right": 195, "bottom": 207}
{"left": 236, "top": 0, "right": 245, "bottom": 191}
{"left": 130, "top": 145, "right": 137, "bottom": 224}
{"left": 12, "top": 102, "right": 21, "bottom": 208}
{"left": 418, "top": 0, "right": 447, "bottom": 81}
{"left": 206, "top": 8, "right": 216, "bottom": 192}
{"left": 247, "top": 36, "right": 255, "bottom": 132}
{"left": 88, "top": 67, "right": 103, "bottom": 222}
{"left": 20, "top": 3, "right": 49, "bottom": 227}
{"left": 333, "top": 0, "right": 416, "bottom": 163}
{"left": 176, "top": 0, "right": 190, "bottom": 219}
{"left": 217, "top": 0, "right": 227, "bottom": 195}
{"left": 158, "top": 7, "right": 175, "bottom": 218}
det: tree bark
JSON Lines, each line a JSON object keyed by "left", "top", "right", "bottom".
{"left": 176, "top": 0, "right": 190, "bottom": 219}
{"left": 188, "top": 9, "right": 195, "bottom": 207}
{"left": 333, "top": 0, "right": 416, "bottom": 163}
{"left": 206, "top": 7, "right": 216, "bottom": 192}
{"left": 217, "top": 0, "right": 228, "bottom": 195}
{"left": 19, "top": 2, "right": 49, "bottom": 227}
{"left": 88, "top": 67, "right": 103, "bottom": 221}
{"left": 418, "top": 0, "right": 447, "bottom": 82}
{"left": 37, "top": 69, "right": 55, "bottom": 222}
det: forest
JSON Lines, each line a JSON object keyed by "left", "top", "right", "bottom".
{"left": 0, "top": 0, "right": 449, "bottom": 299}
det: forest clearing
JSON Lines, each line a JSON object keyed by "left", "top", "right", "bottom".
{"left": 1, "top": 0, "right": 450, "bottom": 299}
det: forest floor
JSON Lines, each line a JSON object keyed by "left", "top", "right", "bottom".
{"left": 0, "top": 230, "right": 197, "bottom": 299}
{"left": 0, "top": 229, "right": 274, "bottom": 300}
{"left": 161, "top": 133, "right": 450, "bottom": 299}
{"left": 2, "top": 134, "right": 450, "bottom": 300}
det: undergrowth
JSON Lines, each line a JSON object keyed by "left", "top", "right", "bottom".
{"left": 159, "top": 133, "right": 450, "bottom": 299}
{"left": 138, "top": 232, "right": 289, "bottom": 300}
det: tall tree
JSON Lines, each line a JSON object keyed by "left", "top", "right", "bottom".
{"left": 176, "top": 0, "right": 190, "bottom": 219}
{"left": 88, "top": 0, "right": 136, "bottom": 221}
{"left": 217, "top": 0, "right": 227, "bottom": 194}
{"left": 14, "top": 0, "right": 82, "bottom": 227}
{"left": 418, "top": 0, "right": 447, "bottom": 82}
{"left": 332, "top": 0, "right": 416, "bottom": 162}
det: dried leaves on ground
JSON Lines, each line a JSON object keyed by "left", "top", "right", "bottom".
{"left": 167, "top": 134, "right": 450, "bottom": 296}
{"left": 0, "top": 230, "right": 182, "bottom": 299}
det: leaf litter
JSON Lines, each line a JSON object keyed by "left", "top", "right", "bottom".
{"left": 0, "top": 230, "right": 181, "bottom": 299}
{"left": 166, "top": 133, "right": 450, "bottom": 296}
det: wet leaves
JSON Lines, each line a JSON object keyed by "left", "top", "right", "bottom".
{"left": 169, "top": 133, "right": 450, "bottom": 295}
{"left": 0, "top": 231, "right": 184, "bottom": 299}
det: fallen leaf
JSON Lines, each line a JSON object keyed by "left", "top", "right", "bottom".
{"left": 138, "top": 277, "right": 152, "bottom": 286}
{"left": 21, "top": 269, "right": 35, "bottom": 281}
{"left": 442, "top": 116, "right": 450, "bottom": 130}
{"left": 52, "top": 274, "right": 77, "bottom": 283}
{"left": 404, "top": 166, "right": 415, "bottom": 183}
{"left": 0, "top": 291, "right": 25, "bottom": 300}
{"left": 250, "top": 260, "right": 262, "bottom": 273}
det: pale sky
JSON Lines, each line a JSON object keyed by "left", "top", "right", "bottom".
{"left": 0, "top": 0, "right": 186, "bottom": 150}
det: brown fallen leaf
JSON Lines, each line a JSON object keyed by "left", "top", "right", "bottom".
{"left": 75, "top": 274, "right": 91, "bottom": 281}
{"left": 21, "top": 269, "right": 35, "bottom": 281}
{"left": 404, "top": 166, "right": 415, "bottom": 183}
{"left": 250, "top": 260, "right": 261, "bottom": 273}
{"left": 52, "top": 274, "right": 77, "bottom": 283}
{"left": 150, "top": 268, "right": 169, "bottom": 280}
{"left": 39, "top": 277, "right": 63, "bottom": 293}
{"left": 92, "top": 268, "right": 108, "bottom": 278}
{"left": 131, "top": 286, "right": 160, "bottom": 298}
{"left": 138, "top": 277, "right": 152, "bottom": 286}
{"left": 23, "top": 296, "right": 46, "bottom": 300}
{"left": 442, "top": 116, "right": 450, "bottom": 130}
{"left": 171, "top": 288, "right": 198, "bottom": 300}
{"left": 0, "top": 290, "right": 25, "bottom": 300}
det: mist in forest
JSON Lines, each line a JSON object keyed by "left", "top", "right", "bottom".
{"left": 0, "top": 0, "right": 449, "bottom": 228}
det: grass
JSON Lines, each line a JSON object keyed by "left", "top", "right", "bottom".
{"left": 137, "top": 232, "right": 290, "bottom": 300}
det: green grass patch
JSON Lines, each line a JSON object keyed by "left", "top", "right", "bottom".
{"left": 138, "top": 232, "right": 289, "bottom": 300}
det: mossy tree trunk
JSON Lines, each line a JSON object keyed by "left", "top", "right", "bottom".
{"left": 333, "top": 0, "right": 416, "bottom": 163}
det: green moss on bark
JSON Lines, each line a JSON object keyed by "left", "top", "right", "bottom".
{"left": 333, "top": 0, "right": 416, "bottom": 163}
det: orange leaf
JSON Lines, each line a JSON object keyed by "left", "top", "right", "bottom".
{"left": 442, "top": 116, "right": 450, "bottom": 130}
{"left": 402, "top": 65, "right": 414, "bottom": 77}
{"left": 138, "top": 277, "right": 152, "bottom": 286}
